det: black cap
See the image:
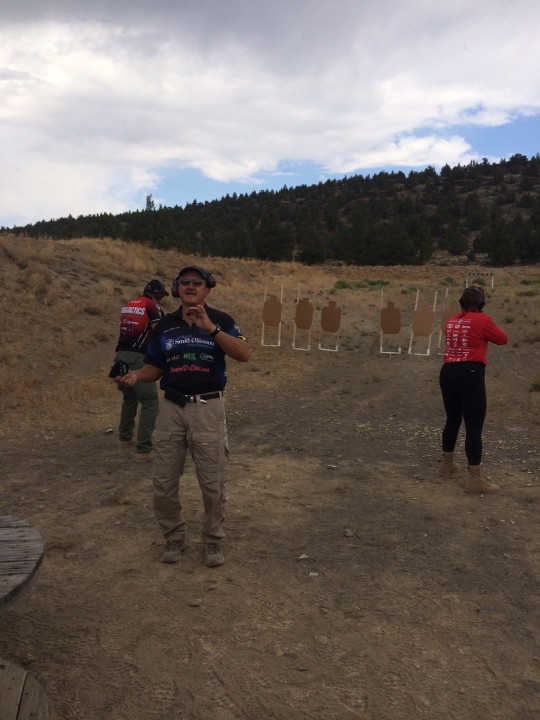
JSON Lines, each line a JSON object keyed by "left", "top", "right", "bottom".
{"left": 178, "top": 265, "right": 216, "bottom": 288}
{"left": 144, "top": 279, "right": 169, "bottom": 297}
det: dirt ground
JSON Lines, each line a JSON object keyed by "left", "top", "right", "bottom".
{"left": 1, "top": 266, "right": 540, "bottom": 719}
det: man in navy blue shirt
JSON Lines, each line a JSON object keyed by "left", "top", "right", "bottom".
{"left": 116, "top": 265, "right": 251, "bottom": 567}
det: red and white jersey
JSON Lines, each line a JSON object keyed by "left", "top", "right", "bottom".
{"left": 443, "top": 311, "right": 507, "bottom": 365}
{"left": 115, "top": 296, "right": 163, "bottom": 353}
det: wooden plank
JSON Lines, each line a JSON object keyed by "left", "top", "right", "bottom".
{"left": 0, "top": 540, "right": 43, "bottom": 552}
{"left": 0, "top": 544, "right": 43, "bottom": 563}
{"left": 0, "top": 659, "right": 49, "bottom": 720}
{"left": 0, "top": 577, "right": 38, "bottom": 610}
{"left": 18, "top": 675, "right": 49, "bottom": 720}
{"left": 0, "top": 659, "right": 25, "bottom": 720}
{"left": 0, "top": 538, "right": 43, "bottom": 548}
{"left": 0, "top": 530, "right": 34, "bottom": 540}
{"left": 0, "top": 523, "right": 37, "bottom": 533}
{"left": 0, "top": 517, "right": 44, "bottom": 612}
{"left": 0, "top": 558, "right": 44, "bottom": 574}
{"left": 0, "top": 576, "right": 30, "bottom": 596}
{"left": 0, "top": 555, "right": 44, "bottom": 566}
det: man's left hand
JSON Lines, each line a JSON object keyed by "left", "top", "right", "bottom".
{"left": 186, "top": 304, "right": 213, "bottom": 333}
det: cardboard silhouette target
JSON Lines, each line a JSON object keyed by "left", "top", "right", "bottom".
{"left": 318, "top": 300, "right": 341, "bottom": 352}
{"left": 292, "top": 294, "right": 314, "bottom": 351}
{"left": 408, "top": 289, "right": 438, "bottom": 356}
{"left": 379, "top": 291, "right": 402, "bottom": 354}
{"left": 261, "top": 286, "right": 283, "bottom": 347}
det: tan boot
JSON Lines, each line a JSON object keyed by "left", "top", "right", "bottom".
{"left": 465, "top": 465, "right": 499, "bottom": 494}
{"left": 436, "top": 451, "right": 460, "bottom": 477}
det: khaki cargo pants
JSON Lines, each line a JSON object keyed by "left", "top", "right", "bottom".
{"left": 152, "top": 397, "right": 229, "bottom": 544}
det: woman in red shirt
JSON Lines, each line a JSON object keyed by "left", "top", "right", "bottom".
{"left": 437, "top": 286, "right": 508, "bottom": 493}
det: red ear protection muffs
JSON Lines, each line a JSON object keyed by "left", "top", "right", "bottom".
{"left": 171, "top": 266, "right": 217, "bottom": 297}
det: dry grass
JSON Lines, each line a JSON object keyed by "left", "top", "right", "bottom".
{"left": 0, "top": 232, "right": 539, "bottom": 434}
{"left": 1, "top": 235, "right": 538, "bottom": 720}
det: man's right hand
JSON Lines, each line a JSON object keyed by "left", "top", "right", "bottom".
{"left": 115, "top": 370, "right": 138, "bottom": 388}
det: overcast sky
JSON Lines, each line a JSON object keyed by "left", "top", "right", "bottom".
{"left": 1, "top": 0, "right": 539, "bottom": 227}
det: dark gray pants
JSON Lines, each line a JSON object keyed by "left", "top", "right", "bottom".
{"left": 116, "top": 350, "right": 159, "bottom": 453}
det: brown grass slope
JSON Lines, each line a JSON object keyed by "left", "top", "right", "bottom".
{"left": 1, "top": 233, "right": 539, "bottom": 435}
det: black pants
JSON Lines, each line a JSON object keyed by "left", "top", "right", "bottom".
{"left": 439, "top": 362, "right": 486, "bottom": 466}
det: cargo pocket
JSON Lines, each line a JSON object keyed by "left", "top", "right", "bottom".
{"left": 152, "top": 429, "right": 174, "bottom": 460}
{"left": 152, "top": 429, "right": 174, "bottom": 445}
{"left": 191, "top": 431, "right": 220, "bottom": 469}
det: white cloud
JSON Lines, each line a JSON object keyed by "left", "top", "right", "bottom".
{"left": 1, "top": 0, "right": 540, "bottom": 225}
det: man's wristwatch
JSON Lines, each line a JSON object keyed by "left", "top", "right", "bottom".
{"left": 209, "top": 324, "right": 222, "bottom": 337}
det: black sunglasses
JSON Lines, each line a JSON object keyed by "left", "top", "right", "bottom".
{"left": 179, "top": 279, "right": 205, "bottom": 287}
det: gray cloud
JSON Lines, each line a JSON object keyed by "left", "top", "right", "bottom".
{"left": 1, "top": 0, "right": 539, "bottom": 225}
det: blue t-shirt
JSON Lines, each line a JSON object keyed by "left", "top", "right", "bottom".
{"left": 144, "top": 305, "right": 245, "bottom": 394}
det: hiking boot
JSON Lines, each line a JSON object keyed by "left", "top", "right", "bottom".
{"left": 436, "top": 451, "right": 460, "bottom": 477}
{"left": 465, "top": 465, "right": 500, "bottom": 494}
{"left": 161, "top": 536, "right": 188, "bottom": 564}
{"left": 135, "top": 451, "right": 153, "bottom": 462}
{"left": 117, "top": 439, "right": 133, "bottom": 449}
{"left": 204, "top": 543, "right": 225, "bottom": 567}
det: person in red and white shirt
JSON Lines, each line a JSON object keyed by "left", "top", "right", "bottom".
{"left": 437, "top": 286, "right": 508, "bottom": 493}
{"left": 114, "top": 279, "right": 168, "bottom": 460}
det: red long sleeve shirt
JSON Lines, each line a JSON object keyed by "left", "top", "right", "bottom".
{"left": 443, "top": 311, "right": 508, "bottom": 365}
{"left": 115, "top": 296, "right": 163, "bottom": 353}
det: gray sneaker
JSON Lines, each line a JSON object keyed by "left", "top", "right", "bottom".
{"left": 204, "top": 543, "right": 225, "bottom": 567}
{"left": 161, "top": 536, "right": 188, "bottom": 564}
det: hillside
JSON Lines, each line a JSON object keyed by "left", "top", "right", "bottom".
{"left": 0, "top": 234, "right": 539, "bottom": 719}
{"left": 4, "top": 154, "right": 540, "bottom": 266}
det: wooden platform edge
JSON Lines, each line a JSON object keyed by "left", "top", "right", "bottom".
{"left": 0, "top": 515, "right": 45, "bottom": 612}
{"left": 0, "top": 657, "right": 49, "bottom": 720}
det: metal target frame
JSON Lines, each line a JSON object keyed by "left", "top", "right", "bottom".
{"left": 292, "top": 289, "right": 314, "bottom": 351}
{"left": 408, "top": 289, "right": 438, "bottom": 356}
{"left": 318, "top": 300, "right": 342, "bottom": 352}
{"left": 465, "top": 272, "right": 495, "bottom": 288}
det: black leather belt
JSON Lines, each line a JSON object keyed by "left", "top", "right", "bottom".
{"left": 164, "top": 388, "right": 223, "bottom": 407}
